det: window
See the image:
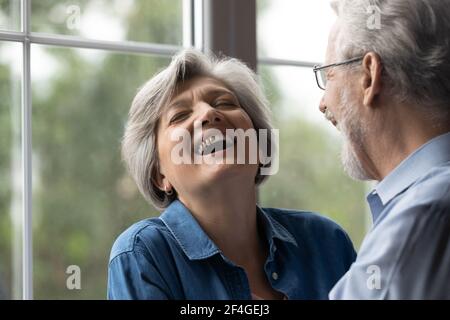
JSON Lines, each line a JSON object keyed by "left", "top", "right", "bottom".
{"left": 0, "top": 0, "right": 20, "bottom": 31}
{"left": 1, "top": 0, "right": 198, "bottom": 299}
{"left": 258, "top": 0, "right": 335, "bottom": 62}
{"left": 257, "top": 0, "right": 369, "bottom": 248}
{"left": 2, "top": 0, "right": 367, "bottom": 300}
{"left": 31, "top": 1, "right": 183, "bottom": 45}
{"left": 31, "top": 46, "right": 172, "bottom": 299}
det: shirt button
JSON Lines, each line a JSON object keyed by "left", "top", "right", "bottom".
{"left": 271, "top": 272, "right": 279, "bottom": 280}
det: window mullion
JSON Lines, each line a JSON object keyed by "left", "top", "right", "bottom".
{"left": 182, "top": 0, "right": 193, "bottom": 48}
{"left": 21, "top": 0, "right": 33, "bottom": 301}
{"left": 193, "top": 0, "right": 203, "bottom": 51}
{"left": 0, "top": 30, "right": 26, "bottom": 42}
{"left": 28, "top": 32, "right": 181, "bottom": 56}
{"left": 203, "top": 0, "right": 256, "bottom": 70}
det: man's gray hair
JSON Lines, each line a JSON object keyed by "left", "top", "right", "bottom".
{"left": 121, "top": 49, "right": 274, "bottom": 210}
{"left": 331, "top": 0, "right": 450, "bottom": 119}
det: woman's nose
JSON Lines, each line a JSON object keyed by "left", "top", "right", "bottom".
{"left": 197, "top": 103, "right": 222, "bottom": 127}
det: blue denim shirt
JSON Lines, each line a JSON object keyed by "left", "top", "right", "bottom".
{"left": 108, "top": 200, "right": 356, "bottom": 300}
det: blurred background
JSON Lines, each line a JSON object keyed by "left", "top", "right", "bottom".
{"left": 0, "top": 0, "right": 368, "bottom": 299}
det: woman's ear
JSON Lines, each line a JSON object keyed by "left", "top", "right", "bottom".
{"left": 361, "top": 52, "right": 383, "bottom": 108}
{"left": 152, "top": 166, "right": 172, "bottom": 193}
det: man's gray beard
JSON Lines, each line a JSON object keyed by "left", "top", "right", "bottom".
{"left": 338, "top": 89, "right": 372, "bottom": 181}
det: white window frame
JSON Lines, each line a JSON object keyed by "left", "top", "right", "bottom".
{"left": 0, "top": 0, "right": 204, "bottom": 300}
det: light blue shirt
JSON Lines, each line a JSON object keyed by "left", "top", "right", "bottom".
{"left": 330, "top": 132, "right": 450, "bottom": 299}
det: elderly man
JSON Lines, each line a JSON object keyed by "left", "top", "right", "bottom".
{"left": 315, "top": 0, "right": 450, "bottom": 299}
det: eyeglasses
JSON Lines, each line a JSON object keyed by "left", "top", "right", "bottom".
{"left": 313, "top": 56, "right": 364, "bottom": 90}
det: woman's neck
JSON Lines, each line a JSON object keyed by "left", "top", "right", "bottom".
{"left": 178, "top": 178, "right": 265, "bottom": 267}
{"left": 178, "top": 178, "right": 283, "bottom": 299}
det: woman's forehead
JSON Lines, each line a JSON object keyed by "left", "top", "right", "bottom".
{"left": 169, "top": 76, "right": 235, "bottom": 106}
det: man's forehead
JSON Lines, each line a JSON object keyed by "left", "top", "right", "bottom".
{"left": 329, "top": 21, "right": 340, "bottom": 43}
{"left": 326, "top": 21, "right": 341, "bottom": 61}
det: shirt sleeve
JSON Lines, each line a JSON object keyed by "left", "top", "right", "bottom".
{"left": 329, "top": 200, "right": 450, "bottom": 300}
{"left": 338, "top": 226, "right": 358, "bottom": 271}
{"left": 107, "top": 250, "right": 171, "bottom": 300}
{"left": 386, "top": 204, "right": 450, "bottom": 299}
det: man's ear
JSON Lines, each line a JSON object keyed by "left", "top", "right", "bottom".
{"left": 361, "top": 52, "right": 383, "bottom": 107}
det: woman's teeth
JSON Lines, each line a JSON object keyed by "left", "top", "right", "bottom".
{"left": 196, "top": 136, "right": 232, "bottom": 155}
{"left": 197, "top": 136, "right": 215, "bottom": 155}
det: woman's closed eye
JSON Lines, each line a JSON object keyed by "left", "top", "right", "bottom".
{"left": 169, "top": 111, "right": 191, "bottom": 124}
{"left": 213, "top": 99, "right": 238, "bottom": 108}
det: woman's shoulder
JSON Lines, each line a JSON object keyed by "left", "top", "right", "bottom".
{"left": 261, "top": 207, "right": 354, "bottom": 248}
{"left": 109, "top": 216, "right": 169, "bottom": 263}
{"left": 262, "top": 207, "right": 345, "bottom": 232}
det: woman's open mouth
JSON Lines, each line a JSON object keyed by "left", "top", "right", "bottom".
{"left": 195, "top": 135, "right": 235, "bottom": 156}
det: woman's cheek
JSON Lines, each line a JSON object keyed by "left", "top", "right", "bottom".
{"left": 240, "top": 111, "right": 255, "bottom": 129}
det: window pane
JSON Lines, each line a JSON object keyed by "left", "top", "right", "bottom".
{"left": 0, "top": 41, "right": 22, "bottom": 300}
{"left": 258, "top": 64, "right": 368, "bottom": 248}
{"left": 31, "top": 0, "right": 183, "bottom": 45}
{"left": 0, "top": 0, "right": 20, "bottom": 31}
{"left": 31, "top": 45, "right": 171, "bottom": 299}
{"left": 257, "top": 0, "right": 335, "bottom": 62}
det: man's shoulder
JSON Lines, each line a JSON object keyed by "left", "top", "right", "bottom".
{"left": 109, "top": 216, "right": 169, "bottom": 263}
{"left": 403, "top": 162, "right": 450, "bottom": 210}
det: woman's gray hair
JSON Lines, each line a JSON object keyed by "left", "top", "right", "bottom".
{"left": 331, "top": 0, "right": 450, "bottom": 120}
{"left": 121, "top": 49, "right": 274, "bottom": 210}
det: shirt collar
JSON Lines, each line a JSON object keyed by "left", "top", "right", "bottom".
{"left": 159, "top": 200, "right": 220, "bottom": 260}
{"left": 373, "top": 132, "right": 450, "bottom": 206}
{"left": 257, "top": 207, "right": 298, "bottom": 248}
{"left": 159, "top": 200, "right": 297, "bottom": 261}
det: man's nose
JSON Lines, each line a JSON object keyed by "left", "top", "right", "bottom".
{"left": 319, "top": 96, "right": 327, "bottom": 113}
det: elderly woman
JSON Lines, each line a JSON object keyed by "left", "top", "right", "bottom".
{"left": 107, "top": 49, "right": 356, "bottom": 300}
